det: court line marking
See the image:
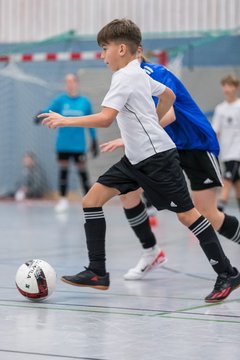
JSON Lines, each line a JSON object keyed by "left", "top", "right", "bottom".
{"left": 157, "top": 314, "right": 240, "bottom": 324}
{"left": 153, "top": 300, "right": 240, "bottom": 320}
{"left": 161, "top": 265, "right": 214, "bottom": 281}
{"left": 0, "top": 285, "right": 213, "bottom": 301}
{"left": 0, "top": 349, "right": 106, "bottom": 360}
{"left": 0, "top": 299, "right": 164, "bottom": 313}
{"left": 0, "top": 302, "right": 146, "bottom": 317}
{"left": 0, "top": 299, "right": 240, "bottom": 324}
{"left": 153, "top": 301, "right": 231, "bottom": 316}
{"left": 2, "top": 297, "right": 239, "bottom": 316}
{"left": 39, "top": 299, "right": 240, "bottom": 319}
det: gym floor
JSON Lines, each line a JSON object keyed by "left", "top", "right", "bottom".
{"left": 0, "top": 199, "right": 240, "bottom": 360}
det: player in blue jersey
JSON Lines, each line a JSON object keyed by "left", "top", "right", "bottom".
{"left": 36, "top": 74, "right": 98, "bottom": 212}
{"left": 101, "top": 55, "right": 240, "bottom": 280}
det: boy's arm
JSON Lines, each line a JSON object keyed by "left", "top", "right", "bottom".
{"left": 100, "top": 138, "right": 124, "bottom": 153}
{"left": 39, "top": 107, "right": 118, "bottom": 129}
{"left": 100, "top": 107, "right": 176, "bottom": 153}
{"left": 156, "top": 87, "right": 176, "bottom": 121}
{"left": 33, "top": 96, "right": 62, "bottom": 124}
{"left": 159, "top": 107, "right": 176, "bottom": 128}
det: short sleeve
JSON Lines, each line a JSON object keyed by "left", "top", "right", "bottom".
{"left": 161, "top": 73, "right": 177, "bottom": 94}
{"left": 212, "top": 106, "right": 222, "bottom": 133}
{"left": 149, "top": 77, "right": 166, "bottom": 97}
{"left": 149, "top": 66, "right": 177, "bottom": 94}
{"left": 101, "top": 73, "right": 132, "bottom": 111}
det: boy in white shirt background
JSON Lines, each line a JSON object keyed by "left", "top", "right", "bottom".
{"left": 212, "top": 75, "right": 240, "bottom": 211}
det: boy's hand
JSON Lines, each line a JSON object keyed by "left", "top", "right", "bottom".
{"left": 38, "top": 111, "right": 65, "bottom": 128}
{"left": 100, "top": 138, "right": 124, "bottom": 153}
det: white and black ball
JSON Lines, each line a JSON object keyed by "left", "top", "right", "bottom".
{"left": 15, "top": 259, "right": 56, "bottom": 301}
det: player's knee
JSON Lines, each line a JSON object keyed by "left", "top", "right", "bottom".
{"left": 82, "top": 194, "right": 96, "bottom": 208}
{"left": 177, "top": 212, "right": 190, "bottom": 226}
{"left": 195, "top": 203, "right": 207, "bottom": 217}
{"left": 82, "top": 198, "right": 96, "bottom": 208}
{"left": 82, "top": 193, "right": 103, "bottom": 208}
{"left": 194, "top": 201, "right": 218, "bottom": 223}
{"left": 120, "top": 191, "right": 141, "bottom": 208}
{"left": 177, "top": 208, "right": 200, "bottom": 227}
{"left": 120, "top": 193, "right": 133, "bottom": 207}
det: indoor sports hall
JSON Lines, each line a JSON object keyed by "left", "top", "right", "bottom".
{"left": 0, "top": 1, "right": 240, "bottom": 359}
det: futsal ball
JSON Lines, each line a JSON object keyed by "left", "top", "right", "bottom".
{"left": 15, "top": 259, "right": 57, "bottom": 301}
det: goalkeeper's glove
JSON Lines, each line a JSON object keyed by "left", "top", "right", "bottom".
{"left": 33, "top": 111, "right": 43, "bottom": 125}
{"left": 91, "top": 139, "right": 99, "bottom": 158}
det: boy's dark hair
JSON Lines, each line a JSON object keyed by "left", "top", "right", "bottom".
{"left": 97, "top": 18, "right": 142, "bottom": 54}
{"left": 221, "top": 75, "right": 239, "bottom": 87}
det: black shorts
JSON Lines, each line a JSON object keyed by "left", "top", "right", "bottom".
{"left": 97, "top": 149, "right": 194, "bottom": 213}
{"left": 223, "top": 161, "right": 240, "bottom": 182}
{"left": 57, "top": 152, "right": 87, "bottom": 163}
{"left": 178, "top": 150, "right": 223, "bottom": 191}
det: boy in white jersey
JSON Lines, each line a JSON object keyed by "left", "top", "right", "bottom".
{"left": 39, "top": 19, "right": 240, "bottom": 303}
{"left": 212, "top": 75, "right": 240, "bottom": 211}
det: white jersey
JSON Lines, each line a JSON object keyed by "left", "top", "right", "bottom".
{"left": 101, "top": 59, "right": 175, "bottom": 164}
{"left": 212, "top": 99, "right": 240, "bottom": 161}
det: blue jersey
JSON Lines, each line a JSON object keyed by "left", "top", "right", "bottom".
{"left": 141, "top": 62, "right": 220, "bottom": 156}
{"left": 43, "top": 94, "right": 96, "bottom": 153}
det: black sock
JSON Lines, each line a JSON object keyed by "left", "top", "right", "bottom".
{"left": 83, "top": 207, "right": 106, "bottom": 276}
{"left": 59, "top": 168, "right": 68, "bottom": 197}
{"left": 79, "top": 170, "right": 90, "bottom": 194}
{"left": 189, "top": 216, "right": 234, "bottom": 275}
{"left": 218, "top": 213, "right": 240, "bottom": 244}
{"left": 124, "top": 201, "right": 156, "bottom": 249}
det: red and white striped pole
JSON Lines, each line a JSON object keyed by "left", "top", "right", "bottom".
{"left": 0, "top": 51, "right": 102, "bottom": 63}
{"left": 0, "top": 50, "right": 168, "bottom": 64}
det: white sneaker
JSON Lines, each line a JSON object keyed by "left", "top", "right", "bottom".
{"left": 146, "top": 205, "right": 157, "bottom": 217}
{"left": 55, "top": 197, "right": 69, "bottom": 213}
{"left": 124, "top": 245, "right": 167, "bottom": 280}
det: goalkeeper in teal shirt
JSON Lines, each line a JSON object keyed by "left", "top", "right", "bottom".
{"left": 36, "top": 73, "right": 98, "bottom": 212}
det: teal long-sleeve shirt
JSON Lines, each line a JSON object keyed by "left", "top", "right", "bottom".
{"left": 43, "top": 94, "right": 97, "bottom": 153}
